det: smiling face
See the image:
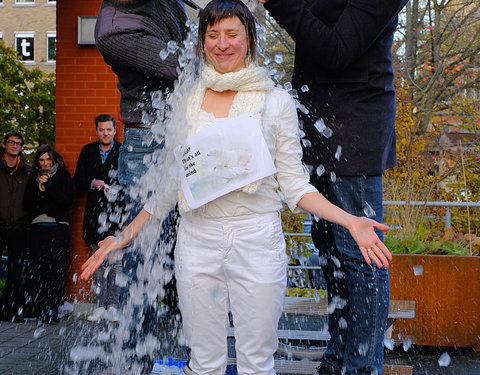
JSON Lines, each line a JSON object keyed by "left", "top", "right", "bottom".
{"left": 2, "top": 136, "right": 23, "bottom": 158}
{"left": 38, "top": 152, "right": 53, "bottom": 170}
{"left": 203, "top": 16, "right": 248, "bottom": 74}
{"left": 96, "top": 121, "right": 116, "bottom": 147}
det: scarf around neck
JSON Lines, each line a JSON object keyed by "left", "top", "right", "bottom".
{"left": 180, "top": 63, "right": 275, "bottom": 212}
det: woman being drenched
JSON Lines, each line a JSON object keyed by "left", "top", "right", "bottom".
{"left": 81, "top": 1, "right": 392, "bottom": 374}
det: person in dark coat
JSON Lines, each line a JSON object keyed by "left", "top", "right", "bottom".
{"left": 23, "top": 145, "right": 73, "bottom": 324}
{"left": 259, "top": 0, "right": 408, "bottom": 374}
{"left": 73, "top": 114, "right": 123, "bottom": 322}
{"left": 0, "top": 130, "right": 31, "bottom": 321}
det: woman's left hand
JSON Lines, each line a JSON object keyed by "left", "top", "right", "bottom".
{"left": 347, "top": 217, "right": 392, "bottom": 268}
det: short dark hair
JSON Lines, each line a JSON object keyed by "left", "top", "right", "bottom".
{"left": 197, "top": 0, "right": 257, "bottom": 63}
{"left": 3, "top": 130, "right": 24, "bottom": 146}
{"left": 32, "top": 144, "right": 66, "bottom": 170}
{"left": 94, "top": 114, "right": 116, "bottom": 129}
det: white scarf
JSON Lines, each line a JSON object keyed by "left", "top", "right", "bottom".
{"left": 180, "top": 63, "right": 275, "bottom": 211}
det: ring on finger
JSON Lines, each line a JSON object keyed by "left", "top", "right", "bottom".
{"left": 367, "top": 248, "right": 373, "bottom": 254}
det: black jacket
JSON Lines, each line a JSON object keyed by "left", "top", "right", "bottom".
{"left": 0, "top": 149, "right": 31, "bottom": 230}
{"left": 265, "top": 0, "right": 408, "bottom": 176}
{"left": 24, "top": 166, "right": 74, "bottom": 224}
{"left": 73, "top": 140, "right": 122, "bottom": 245}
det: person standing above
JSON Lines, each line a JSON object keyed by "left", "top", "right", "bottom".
{"left": 0, "top": 130, "right": 31, "bottom": 321}
{"left": 74, "top": 114, "right": 122, "bottom": 322}
{"left": 94, "top": 0, "right": 187, "bottom": 196}
{"left": 23, "top": 145, "right": 73, "bottom": 324}
{"left": 94, "top": 0, "right": 188, "bottom": 319}
{"left": 259, "top": 0, "right": 408, "bottom": 374}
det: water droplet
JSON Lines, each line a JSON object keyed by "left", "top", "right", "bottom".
{"left": 34, "top": 327, "right": 46, "bottom": 339}
{"left": 72, "top": 273, "right": 78, "bottom": 282}
{"left": 363, "top": 202, "right": 376, "bottom": 218}
{"left": 314, "top": 118, "right": 326, "bottom": 133}
{"left": 159, "top": 49, "right": 169, "bottom": 60}
{"left": 274, "top": 54, "right": 283, "bottom": 64}
{"left": 167, "top": 40, "right": 178, "bottom": 54}
{"left": 316, "top": 165, "right": 325, "bottom": 176}
{"left": 305, "top": 164, "right": 314, "bottom": 175}
{"left": 413, "top": 265, "right": 423, "bottom": 276}
{"left": 301, "top": 85, "right": 309, "bottom": 92}
{"left": 314, "top": 290, "right": 320, "bottom": 302}
{"left": 301, "top": 139, "right": 312, "bottom": 148}
{"left": 338, "top": 317, "right": 348, "bottom": 329}
{"left": 330, "top": 171, "right": 337, "bottom": 182}
{"left": 438, "top": 352, "right": 451, "bottom": 367}
{"left": 335, "top": 145, "right": 342, "bottom": 160}
{"left": 283, "top": 82, "right": 292, "bottom": 91}
{"left": 383, "top": 338, "right": 394, "bottom": 350}
{"left": 268, "top": 68, "right": 277, "bottom": 76}
{"left": 402, "top": 338, "right": 412, "bottom": 351}
{"left": 322, "top": 127, "right": 333, "bottom": 138}
{"left": 358, "top": 343, "right": 369, "bottom": 356}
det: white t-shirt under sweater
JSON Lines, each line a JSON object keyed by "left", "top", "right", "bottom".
{"left": 144, "top": 87, "right": 317, "bottom": 218}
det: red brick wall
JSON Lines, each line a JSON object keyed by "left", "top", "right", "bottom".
{"left": 57, "top": 1, "right": 120, "bottom": 300}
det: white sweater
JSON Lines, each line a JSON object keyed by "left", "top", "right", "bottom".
{"left": 145, "top": 87, "right": 317, "bottom": 218}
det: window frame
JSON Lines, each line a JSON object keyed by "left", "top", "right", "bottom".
{"left": 46, "top": 31, "right": 56, "bottom": 64}
{"left": 14, "top": 0, "right": 35, "bottom": 6}
{"left": 15, "top": 32, "right": 36, "bottom": 65}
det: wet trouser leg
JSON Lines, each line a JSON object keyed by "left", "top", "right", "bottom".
{"left": 311, "top": 175, "right": 389, "bottom": 375}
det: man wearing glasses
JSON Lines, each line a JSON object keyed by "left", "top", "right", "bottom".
{"left": 0, "top": 130, "right": 31, "bottom": 321}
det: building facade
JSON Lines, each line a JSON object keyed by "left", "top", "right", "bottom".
{"left": 0, "top": 0, "right": 56, "bottom": 74}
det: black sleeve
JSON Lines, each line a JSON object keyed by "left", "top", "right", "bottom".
{"left": 265, "top": 0, "right": 407, "bottom": 72}
{"left": 96, "top": 30, "right": 179, "bottom": 81}
{"left": 73, "top": 146, "right": 92, "bottom": 191}
{"left": 43, "top": 169, "right": 74, "bottom": 208}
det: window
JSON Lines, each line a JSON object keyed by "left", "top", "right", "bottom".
{"left": 0, "top": 33, "right": 3, "bottom": 42}
{"left": 15, "top": 0, "right": 35, "bottom": 4}
{"left": 45, "top": 0, "right": 56, "bottom": 5}
{"left": 46, "top": 32, "right": 56, "bottom": 63}
{"left": 15, "top": 32, "right": 35, "bottom": 64}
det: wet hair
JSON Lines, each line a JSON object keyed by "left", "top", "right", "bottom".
{"left": 197, "top": 0, "right": 257, "bottom": 63}
{"left": 94, "top": 114, "right": 116, "bottom": 129}
{"left": 32, "top": 144, "right": 66, "bottom": 170}
{"left": 3, "top": 130, "right": 24, "bottom": 146}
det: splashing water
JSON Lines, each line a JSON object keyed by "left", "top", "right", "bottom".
{"left": 63, "top": 3, "right": 344, "bottom": 372}
{"left": 65, "top": 19, "right": 200, "bottom": 375}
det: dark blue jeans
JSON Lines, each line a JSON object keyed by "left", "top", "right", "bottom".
{"left": 311, "top": 175, "right": 389, "bottom": 375}
{"left": 118, "top": 126, "right": 179, "bottom": 369}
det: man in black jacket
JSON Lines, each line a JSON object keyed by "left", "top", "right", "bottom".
{"left": 74, "top": 114, "right": 123, "bottom": 322}
{"left": 0, "top": 130, "right": 31, "bottom": 321}
{"left": 260, "top": 0, "right": 408, "bottom": 374}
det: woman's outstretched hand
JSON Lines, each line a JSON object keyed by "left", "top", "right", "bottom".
{"left": 80, "top": 236, "right": 120, "bottom": 280}
{"left": 80, "top": 208, "right": 153, "bottom": 281}
{"left": 347, "top": 217, "right": 391, "bottom": 268}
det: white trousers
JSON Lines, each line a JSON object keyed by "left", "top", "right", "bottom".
{"left": 175, "top": 212, "right": 287, "bottom": 375}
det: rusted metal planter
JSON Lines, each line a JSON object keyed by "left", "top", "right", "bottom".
{"left": 389, "top": 254, "right": 480, "bottom": 349}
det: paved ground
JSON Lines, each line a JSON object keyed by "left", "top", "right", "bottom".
{"left": 0, "top": 303, "right": 479, "bottom": 375}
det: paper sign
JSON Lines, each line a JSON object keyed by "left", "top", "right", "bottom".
{"left": 175, "top": 113, "right": 276, "bottom": 209}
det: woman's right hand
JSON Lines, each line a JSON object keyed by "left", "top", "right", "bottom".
{"left": 80, "top": 236, "right": 120, "bottom": 280}
{"left": 37, "top": 174, "right": 49, "bottom": 192}
{"left": 80, "top": 208, "right": 152, "bottom": 280}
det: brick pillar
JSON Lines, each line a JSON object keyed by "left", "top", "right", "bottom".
{"left": 56, "top": 1, "right": 120, "bottom": 301}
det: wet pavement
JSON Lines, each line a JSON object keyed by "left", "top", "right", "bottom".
{"left": 0, "top": 302, "right": 479, "bottom": 375}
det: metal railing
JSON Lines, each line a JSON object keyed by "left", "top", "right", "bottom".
{"left": 383, "top": 200, "right": 480, "bottom": 229}
{"left": 284, "top": 200, "right": 480, "bottom": 276}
